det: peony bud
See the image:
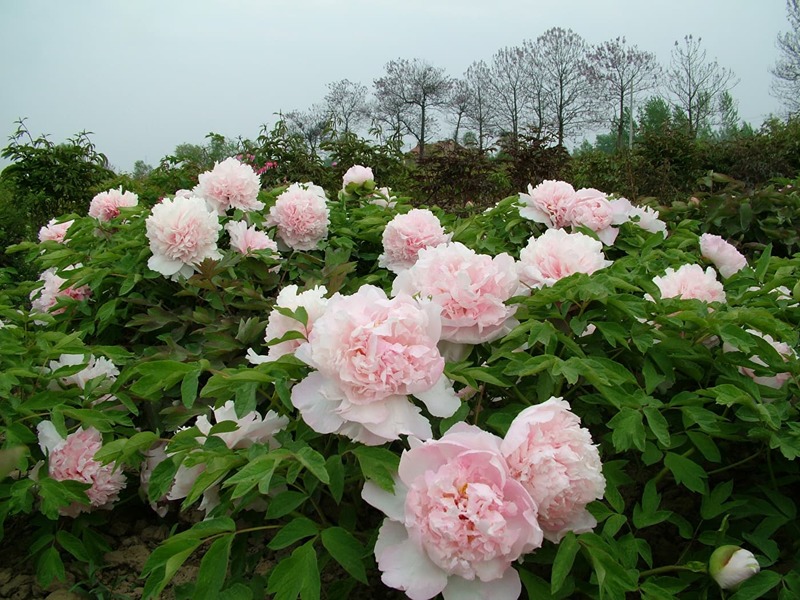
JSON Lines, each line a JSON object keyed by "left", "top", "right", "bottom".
{"left": 709, "top": 546, "right": 760, "bottom": 590}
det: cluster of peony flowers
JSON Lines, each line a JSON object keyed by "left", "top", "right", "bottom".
{"left": 247, "top": 285, "right": 329, "bottom": 364}
{"left": 517, "top": 228, "right": 612, "bottom": 290}
{"left": 291, "top": 285, "right": 460, "bottom": 445}
{"left": 700, "top": 233, "right": 747, "bottom": 278}
{"left": 37, "top": 421, "right": 126, "bottom": 517}
{"left": 225, "top": 220, "right": 278, "bottom": 255}
{"left": 379, "top": 209, "right": 452, "bottom": 273}
{"left": 342, "top": 164, "right": 375, "bottom": 193}
{"left": 145, "top": 195, "right": 222, "bottom": 279}
{"left": 649, "top": 264, "right": 726, "bottom": 304}
{"left": 88, "top": 187, "right": 139, "bottom": 222}
{"left": 193, "top": 157, "right": 264, "bottom": 214}
{"left": 30, "top": 266, "right": 91, "bottom": 316}
{"left": 392, "top": 242, "right": 520, "bottom": 345}
{"left": 723, "top": 329, "right": 796, "bottom": 389}
{"left": 266, "top": 182, "right": 330, "bottom": 251}
{"left": 362, "top": 397, "right": 605, "bottom": 600}
{"left": 38, "top": 218, "right": 74, "bottom": 243}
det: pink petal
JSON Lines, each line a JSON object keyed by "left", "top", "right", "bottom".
{"left": 442, "top": 568, "right": 522, "bottom": 600}
{"left": 375, "top": 520, "right": 448, "bottom": 600}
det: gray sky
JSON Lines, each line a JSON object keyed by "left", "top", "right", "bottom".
{"left": 0, "top": 0, "right": 790, "bottom": 172}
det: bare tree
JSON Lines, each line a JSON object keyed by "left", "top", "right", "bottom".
{"left": 665, "top": 35, "right": 738, "bottom": 138}
{"left": 447, "top": 79, "right": 471, "bottom": 144}
{"left": 772, "top": 0, "right": 800, "bottom": 114}
{"left": 284, "top": 104, "right": 331, "bottom": 155}
{"left": 487, "top": 46, "right": 534, "bottom": 141}
{"left": 535, "top": 28, "right": 599, "bottom": 146}
{"left": 586, "top": 37, "right": 660, "bottom": 149}
{"left": 324, "top": 79, "right": 370, "bottom": 134}
{"left": 373, "top": 58, "right": 452, "bottom": 158}
{"left": 463, "top": 60, "right": 497, "bottom": 151}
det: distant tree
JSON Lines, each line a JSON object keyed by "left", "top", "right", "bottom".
{"left": 535, "top": 28, "right": 599, "bottom": 146}
{"left": 324, "top": 79, "right": 370, "bottom": 134}
{"left": 587, "top": 37, "right": 660, "bottom": 149}
{"left": 665, "top": 35, "right": 738, "bottom": 138}
{"left": 132, "top": 160, "right": 153, "bottom": 179}
{"left": 715, "top": 90, "right": 743, "bottom": 139}
{"left": 373, "top": 58, "right": 452, "bottom": 158}
{"left": 636, "top": 96, "right": 673, "bottom": 135}
{"left": 487, "top": 46, "right": 534, "bottom": 142}
{"left": 446, "top": 79, "right": 472, "bottom": 144}
{"left": 463, "top": 60, "right": 498, "bottom": 151}
{"left": 284, "top": 105, "right": 332, "bottom": 155}
{"left": 772, "top": 0, "right": 800, "bottom": 114}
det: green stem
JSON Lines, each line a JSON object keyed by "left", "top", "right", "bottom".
{"left": 707, "top": 451, "right": 762, "bottom": 475}
{"left": 639, "top": 564, "right": 704, "bottom": 578}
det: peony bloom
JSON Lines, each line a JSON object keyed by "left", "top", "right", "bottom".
{"left": 709, "top": 546, "right": 760, "bottom": 590}
{"left": 247, "top": 285, "right": 328, "bottom": 363}
{"left": 518, "top": 180, "right": 576, "bottom": 228}
{"left": 379, "top": 209, "right": 452, "bottom": 273}
{"left": 48, "top": 353, "right": 119, "bottom": 390}
{"left": 194, "top": 401, "right": 289, "bottom": 450}
{"left": 517, "top": 229, "right": 611, "bottom": 290}
{"left": 370, "top": 186, "right": 397, "bottom": 208}
{"left": 140, "top": 442, "right": 169, "bottom": 517}
{"left": 362, "top": 423, "right": 543, "bottom": 600}
{"left": 723, "top": 329, "right": 796, "bottom": 389}
{"left": 88, "top": 188, "right": 139, "bottom": 222}
{"left": 627, "top": 205, "right": 667, "bottom": 235}
{"left": 292, "top": 285, "right": 459, "bottom": 445}
{"left": 225, "top": 220, "right": 278, "bottom": 255}
{"left": 38, "top": 218, "right": 74, "bottom": 243}
{"left": 392, "top": 242, "right": 520, "bottom": 344}
{"left": 145, "top": 195, "right": 222, "bottom": 279}
{"left": 650, "top": 264, "right": 726, "bottom": 304}
{"left": 30, "top": 267, "right": 91, "bottom": 316}
{"left": 342, "top": 164, "right": 375, "bottom": 191}
{"left": 37, "top": 421, "right": 126, "bottom": 517}
{"left": 266, "top": 183, "right": 330, "bottom": 251}
{"left": 500, "top": 398, "right": 606, "bottom": 542}
{"left": 566, "top": 188, "right": 629, "bottom": 245}
{"left": 700, "top": 233, "right": 747, "bottom": 278}
{"left": 193, "top": 157, "right": 264, "bottom": 214}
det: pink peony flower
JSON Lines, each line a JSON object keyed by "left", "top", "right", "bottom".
{"left": 392, "top": 242, "right": 520, "bottom": 344}
{"left": 37, "top": 421, "right": 126, "bottom": 517}
{"left": 650, "top": 264, "right": 726, "bottom": 304}
{"left": 145, "top": 195, "right": 222, "bottom": 279}
{"left": 194, "top": 400, "right": 289, "bottom": 450}
{"left": 566, "top": 188, "right": 628, "bottom": 245}
{"left": 342, "top": 164, "right": 375, "bottom": 190}
{"left": 370, "top": 186, "right": 397, "bottom": 208}
{"left": 700, "top": 234, "right": 747, "bottom": 278}
{"left": 193, "top": 157, "right": 264, "bottom": 214}
{"left": 362, "top": 423, "right": 543, "bottom": 600}
{"left": 518, "top": 180, "right": 576, "bottom": 228}
{"left": 710, "top": 546, "right": 760, "bottom": 590}
{"left": 88, "top": 188, "right": 139, "bottom": 222}
{"left": 379, "top": 209, "right": 452, "bottom": 273}
{"left": 247, "top": 285, "right": 328, "bottom": 363}
{"left": 723, "top": 329, "right": 796, "bottom": 389}
{"left": 38, "top": 218, "right": 74, "bottom": 243}
{"left": 266, "top": 183, "right": 330, "bottom": 251}
{"left": 30, "top": 266, "right": 91, "bottom": 316}
{"left": 627, "top": 205, "right": 667, "bottom": 235}
{"left": 517, "top": 228, "right": 611, "bottom": 290}
{"left": 500, "top": 398, "right": 606, "bottom": 542}
{"left": 225, "top": 220, "right": 278, "bottom": 254}
{"left": 292, "top": 285, "right": 459, "bottom": 445}
{"left": 48, "top": 353, "right": 119, "bottom": 389}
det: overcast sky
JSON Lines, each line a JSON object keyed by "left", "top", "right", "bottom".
{"left": 0, "top": 0, "right": 791, "bottom": 172}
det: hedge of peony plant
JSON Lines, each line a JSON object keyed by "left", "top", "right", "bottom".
{"left": 1, "top": 159, "right": 799, "bottom": 600}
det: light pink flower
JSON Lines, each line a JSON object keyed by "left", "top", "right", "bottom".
{"left": 627, "top": 205, "right": 667, "bottom": 235}
{"left": 392, "top": 242, "right": 520, "bottom": 344}
{"left": 225, "top": 220, "right": 278, "bottom": 254}
{"left": 247, "top": 285, "right": 328, "bottom": 363}
{"left": 48, "top": 353, "right": 119, "bottom": 389}
{"left": 500, "top": 398, "right": 605, "bottom": 542}
{"left": 194, "top": 400, "right": 289, "bottom": 450}
{"left": 145, "top": 195, "right": 222, "bottom": 279}
{"left": 292, "top": 285, "right": 459, "bottom": 445}
{"left": 89, "top": 187, "right": 138, "bottom": 221}
{"left": 379, "top": 209, "right": 452, "bottom": 273}
{"left": 710, "top": 546, "right": 760, "bottom": 590}
{"left": 723, "top": 329, "right": 796, "bottom": 389}
{"left": 518, "top": 180, "right": 576, "bottom": 228}
{"left": 30, "top": 267, "right": 91, "bottom": 315}
{"left": 362, "top": 423, "right": 543, "bottom": 600}
{"left": 650, "top": 264, "right": 726, "bottom": 304}
{"left": 38, "top": 218, "right": 74, "bottom": 243}
{"left": 566, "top": 188, "right": 628, "bottom": 245}
{"left": 517, "top": 229, "right": 611, "bottom": 290}
{"left": 700, "top": 234, "right": 747, "bottom": 279}
{"left": 370, "top": 187, "right": 397, "bottom": 208}
{"left": 37, "top": 421, "right": 126, "bottom": 517}
{"left": 266, "top": 183, "right": 330, "bottom": 251}
{"left": 193, "top": 157, "right": 263, "bottom": 214}
{"left": 342, "top": 164, "right": 375, "bottom": 190}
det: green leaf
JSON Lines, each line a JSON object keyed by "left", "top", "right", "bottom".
{"left": 728, "top": 570, "right": 781, "bottom": 600}
{"left": 142, "top": 539, "right": 202, "bottom": 600}
{"left": 194, "top": 534, "right": 234, "bottom": 600}
{"left": 664, "top": 452, "right": 707, "bottom": 493}
{"left": 294, "top": 446, "right": 330, "bottom": 484}
{"left": 352, "top": 446, "right": 399, "bottom": 493}
{"left": 36, "top": 546, "right": 65, "bottom": 587}
{"left": 181, "top": 369, "right": 201, "bottom": 408}
{"left": 224, "top": 453, "right": 284, "bottom": 499}
{"left": 148, "top": 456, "right": 180, "bottom": 503}
{"left": 609, "top": 408, "right": 646, "bottom": 452}
{"left": 267, "top": 540, "right": 320, "bottom": 600}
{"left": 321, "top": 527, "right": 368, "bottom": 584}
{"left": 266, "top": 491, "right": 308, "bottom": 520}
{"left": 267, "top": 517, "right": 319, "bottom": 551}
{"left": 56, "top": 530, "right": 89, "bottom": 562}
{"left": 325, "top": 455, "right": 345, "bottom": 504}
{"left": 643, "top": 406, "right": 671, "bottom": 447}
{"left": 551, "top": 532, "right": 579, "bottom": 593}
